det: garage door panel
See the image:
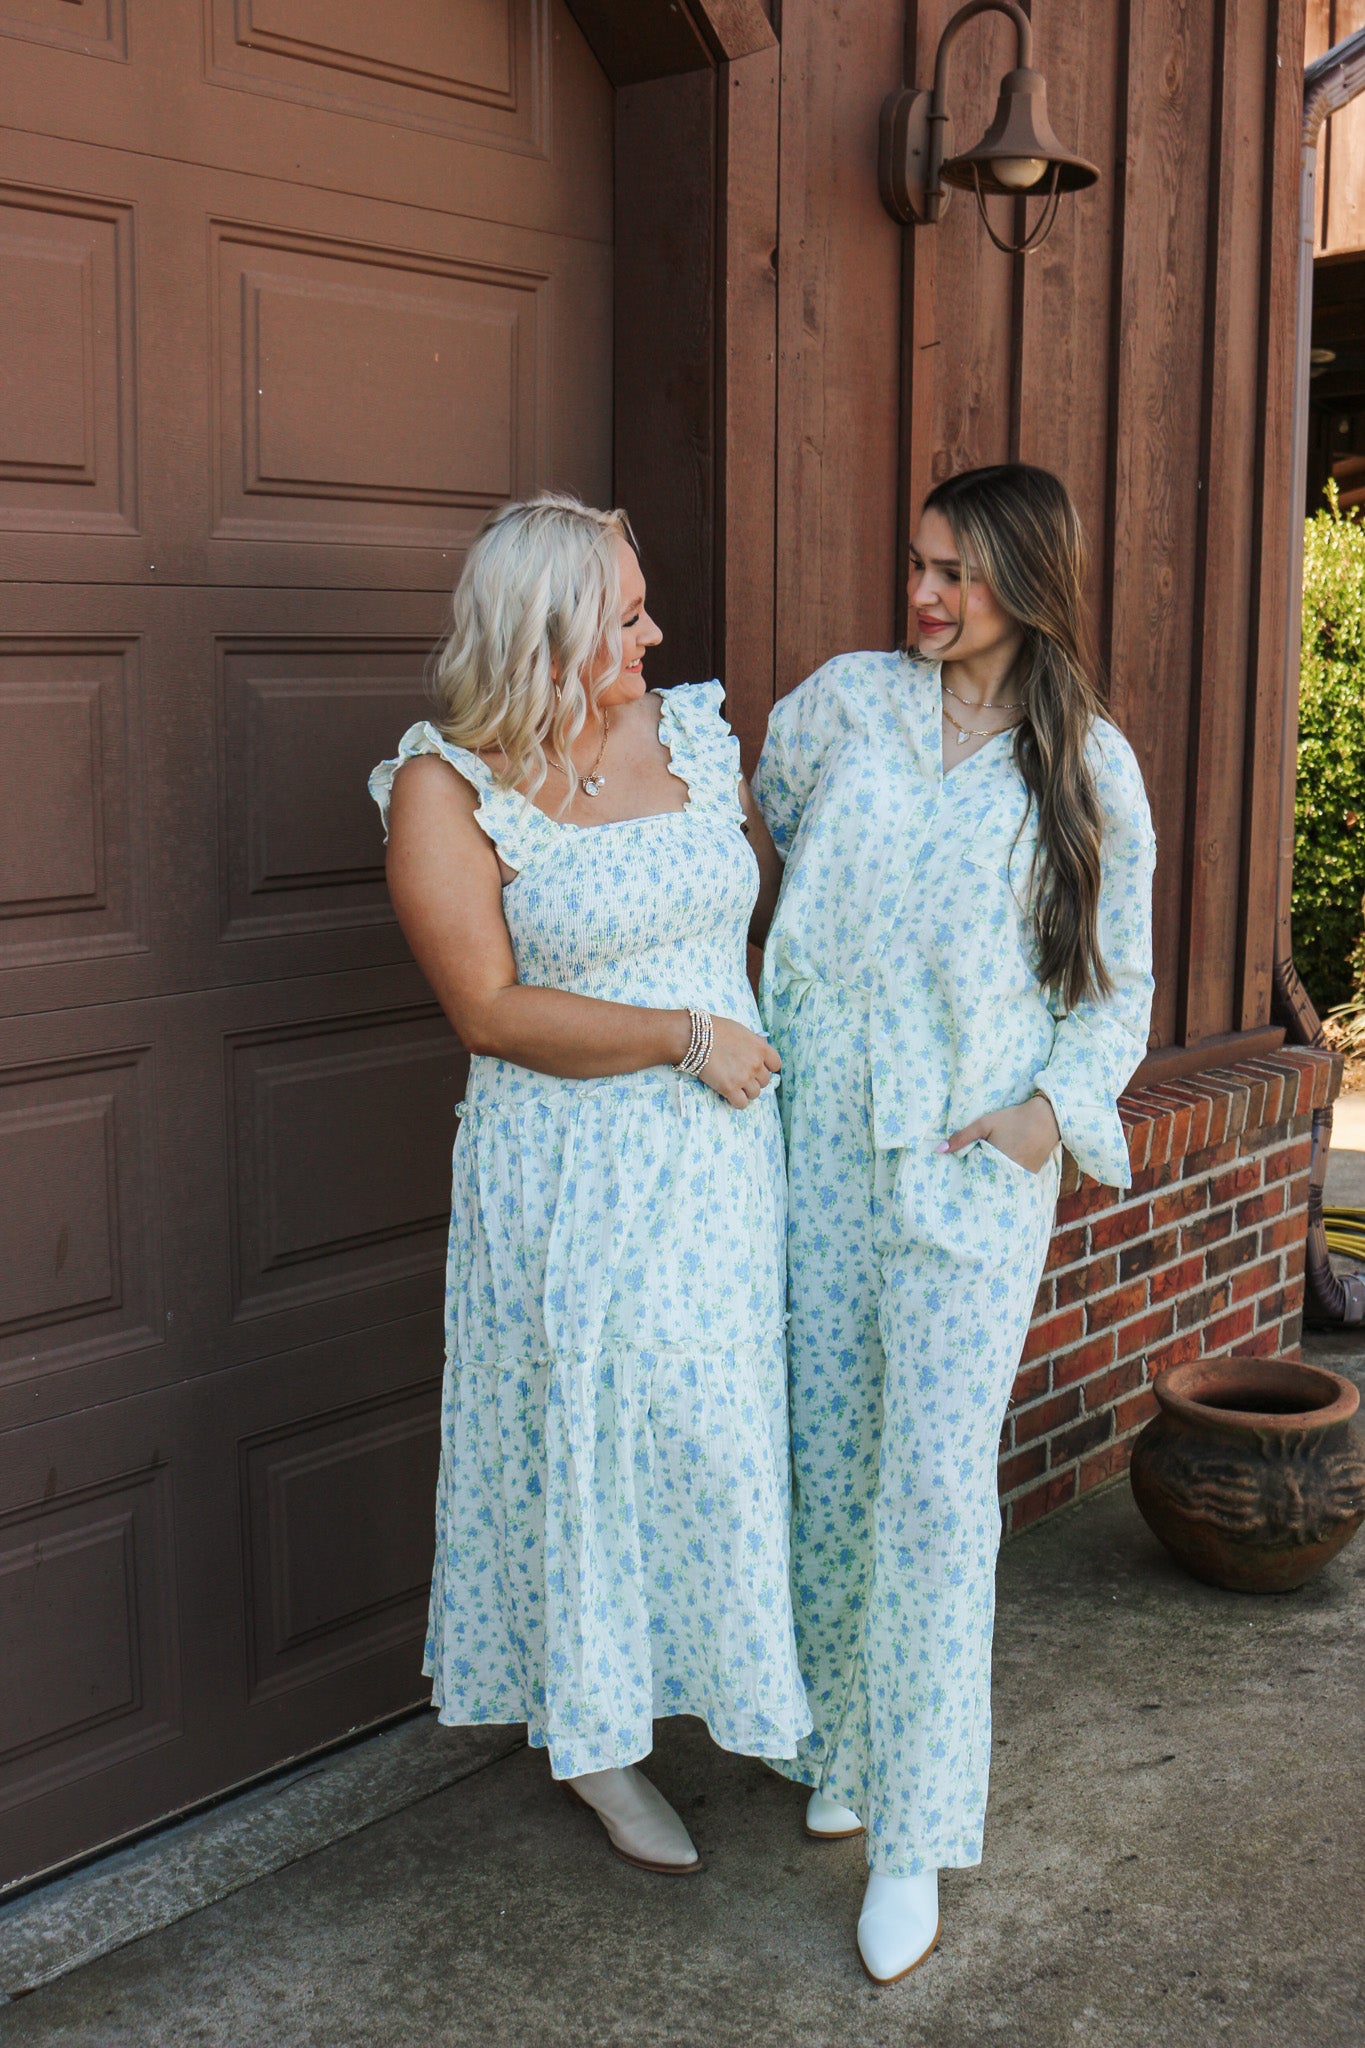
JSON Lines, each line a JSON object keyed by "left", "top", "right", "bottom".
{"left": 0, "top": 1041, "right": 164, "bottom": 1391}
{"left": 224, "top": 1002, "right": 457, "bottom": 1322}
{"left": 0, "top": 136, "right": 612, "bottom": 588}
{"left": 181, "top": 1324, "right": 440, "bottom": 1806}
{"left": 0, "top": 636, "right": 147, "bottom": 973}
{"left": 0, "top": 1321, "right": 437, "bottom": 1888}
{"left": 0, "top": 589, "right": 448, "bottom": 1020}
{"left": 0, "top": 179, "right": 137, "bottom": 537}
{"left": 0, "top": 0, "right": 609, "bottom": 245}
{"left": 210, "top": 215, "right": 547, "bottom": 552}
{"left": 216, "top": 635, "right": 430, "bottom": 943}
{"left": 238, "top": 1378, "right": 439, "bottom": 1705}
{"left": 0, "top": 970, "right": 456, "bottom": 1437}
{"left": 207, "top": 0, "right": 540, "bottom": 151}
{"left": 0, "top": 0, "right": 126, "bottom": 67}
{"left": 0, "top": 1427, "right": 181, "bottom": 1835}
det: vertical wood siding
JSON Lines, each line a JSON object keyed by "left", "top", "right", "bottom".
{"left": 770, "top": 0, "right": 1308, "bottom": 1054}
{"left": 773, "top": 0, "right": 905, "bottom": 706}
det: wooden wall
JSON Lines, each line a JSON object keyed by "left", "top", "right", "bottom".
{"left": 765, "top": 0, "right": 1309, "bottom": 1060}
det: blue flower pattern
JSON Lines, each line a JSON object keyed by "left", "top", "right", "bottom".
{"left": 370, "top": 683, "right": 811, "bottom": 1779}
{"left": 754, "top": 652, "right": 1155, "bottom": 1875}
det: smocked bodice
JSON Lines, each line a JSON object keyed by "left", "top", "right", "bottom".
{"left": 370, "top": 683, "right": 762, "bottom": 1098}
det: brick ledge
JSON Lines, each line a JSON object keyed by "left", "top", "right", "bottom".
{"left": 1002, "top": 1047, "right": 1341, "bottom": 1536}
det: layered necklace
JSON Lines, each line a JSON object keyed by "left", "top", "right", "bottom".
{"left": 940, "top": 675, "right": 1022, "bottom": 746}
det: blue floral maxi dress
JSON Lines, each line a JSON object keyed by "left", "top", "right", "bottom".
{"left": 753, "top": 653, "right": 1156, "bottom": 1877}
{"left": 369, "top": 683, "right": 811, "bottom": 1779}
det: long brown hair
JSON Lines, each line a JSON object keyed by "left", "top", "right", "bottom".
{"left": 922, "top": 463, "right": 1112, "bottom": 1010}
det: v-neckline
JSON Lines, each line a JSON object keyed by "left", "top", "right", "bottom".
{"left": 942, "top": 723, "right": 1015, "bottom": 780}
{"left": 909, "top": 657, "right": 1016, "bottom": 783}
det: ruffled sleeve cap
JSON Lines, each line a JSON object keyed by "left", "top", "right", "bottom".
{"left": 367, "top": 720, "right": 553, "bottom": 873}
{"left": 658, "top": 681, "right": 744, "bottom": 821}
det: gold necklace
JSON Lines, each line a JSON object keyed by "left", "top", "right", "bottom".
{"left": 943, "top": 678, "right": 1021, "bottom": 712}
{"left": 549, "top": 708, "right": 611, "bottom": 795}
{"left": 941, "top": 700, "right": 1020, "bottom": 747}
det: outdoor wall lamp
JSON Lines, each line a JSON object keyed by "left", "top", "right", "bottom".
{"left": 879, "top": 0, "right": 1098, "bottom": 253}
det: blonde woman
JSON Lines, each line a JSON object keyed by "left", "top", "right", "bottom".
{"left": 370, "top": 493, "right": 809, "bottom": 1874}
{"left": 756, "top": 464, "right": 1155, "bottom": 1980}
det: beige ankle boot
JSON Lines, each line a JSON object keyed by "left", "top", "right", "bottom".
{"left": 567, "top": 1765, "right": 701, "bottom": 1874}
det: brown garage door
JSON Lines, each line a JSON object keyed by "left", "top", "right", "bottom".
{"left": 0, "top": 0, "right": 611, "bottom": 1889}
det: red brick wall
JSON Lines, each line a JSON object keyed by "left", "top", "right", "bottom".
{"left": 999, "top": 1047, "right": 1342, "bottom": 1535}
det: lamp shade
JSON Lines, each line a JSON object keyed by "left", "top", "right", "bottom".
{"left": 940, "top": 67, "right": 1098, "bottom": 196}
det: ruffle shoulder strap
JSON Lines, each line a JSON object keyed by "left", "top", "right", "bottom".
{"left": 367, "top": 721, "right": 552, "bottom": 872}
{"left": 657, "top": 681, "right": 744, "bottom": 820}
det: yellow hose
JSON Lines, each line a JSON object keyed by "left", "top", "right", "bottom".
{"left": 1323, "top": 1206, "right": 1365, "bottom": 1260}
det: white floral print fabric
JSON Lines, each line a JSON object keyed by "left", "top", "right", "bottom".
{"left": 754, "top": 651, "right": 1155, "bottom": 1874}
{"left": 369, "top": 682, "right": 811, "bottom": 1779}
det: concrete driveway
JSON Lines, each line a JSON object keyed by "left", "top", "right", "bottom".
{"left": 1, "top": 1465, "right": 1361, "bottom": 2048}
{"left": 7, "top": 1092, "right": 1365, "bottom": 2047}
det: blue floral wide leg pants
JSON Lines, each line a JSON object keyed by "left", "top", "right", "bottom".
{"left": 776, "top": 1005, "right": 1059, "bottom": 1875}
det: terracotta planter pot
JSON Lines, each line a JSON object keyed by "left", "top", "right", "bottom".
{"left": 1129, "top": 1355, "right": 1365, "bottom": 1593}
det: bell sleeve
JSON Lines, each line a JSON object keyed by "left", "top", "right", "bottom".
{"left": 1031, "top": 726, "right": 1157, "bottom": 1189}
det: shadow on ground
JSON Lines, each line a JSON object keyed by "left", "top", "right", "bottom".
{"left": 2, "top": 1482, "right": 1361, "bottom": 2048}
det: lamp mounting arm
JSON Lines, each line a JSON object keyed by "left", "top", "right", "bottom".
{"left": 929, "top": 0, "right": 1032, "bottom": 99}
{"left": 924, "top": 1, "right": 1034, "bottom": 212}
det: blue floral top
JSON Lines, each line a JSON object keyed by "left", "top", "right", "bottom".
{"left": 754, "top": 651, "right": 1157, "bottom": 1186}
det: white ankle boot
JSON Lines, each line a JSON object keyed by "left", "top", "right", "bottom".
{"left": 566, "top": 1765, "right": 701, "bottom": 1874}
{"left": 804, "top": 1788, "right": 865, "bottom": 1839}
{"left": 857, "top": 1870, "right": 940, "bottom": 1983}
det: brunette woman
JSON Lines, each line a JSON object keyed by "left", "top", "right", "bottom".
{"left": 754, "top": 464, "right": 1155, "bottom": 1980}
{"left": 372, "top": 493, "right": 808, "bottom": 1876}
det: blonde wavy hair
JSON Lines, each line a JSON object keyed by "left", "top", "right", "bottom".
{"left": 432, "top": 491, "right": 634, "bottom": 808}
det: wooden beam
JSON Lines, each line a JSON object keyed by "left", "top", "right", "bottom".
{"left": 1237, "top": 0, "right": 1310, "bottom": 1029}
{"left": 1131, "top": 1024, "right": 1285, "bottom": 1085}
{"left": 1108, "top": 0, "right": 1215, "bottom": 1048}
{"left": 563, "top": 0, "right": 712, "bottom": 86}
{"left": 614, "top": 71, "right": 718, "bottom": 685}
{"left": 1178, "top": 0, "right": 1269, "bottom": 1044}
{"left": 564, "top": 0, "right": 774, "bottom": 89}
{"left": 1016, "top": 0, "right": 1126, "bottom": 688}
{"left": 690, "top": 0, "right": 778, "bottom": 63}
{"left": 715, "top": 45, "right": 781, "bottom": 770}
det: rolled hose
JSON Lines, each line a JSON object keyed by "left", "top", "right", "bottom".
{"left": 1323, "top": 1206, "right": 1365, "bottom": 1259}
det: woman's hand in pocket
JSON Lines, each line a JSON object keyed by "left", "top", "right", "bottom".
{"left": 940, "top": 1094, "right": 1060, "bottom": 1174}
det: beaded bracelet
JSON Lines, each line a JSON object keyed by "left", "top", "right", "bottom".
{"left": 676, "top": 1007, "right": 714, "bottom": 1079}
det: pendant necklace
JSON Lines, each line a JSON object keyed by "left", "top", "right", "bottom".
{"left": 581, "top": 707, "right": 610, "bottom": 795}
{"left": 550, "top": 708, "right": 611, "bottom": 795}
{"left": 941, "top": 700, "right": 1019, "bottom": 747}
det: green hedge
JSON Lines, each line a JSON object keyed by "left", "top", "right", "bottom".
{"left": 1293, "top": 484, "right": 1365, "bottom": 1014}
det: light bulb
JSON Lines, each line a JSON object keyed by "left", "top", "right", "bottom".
{"left": 992, "top": 156, "right": 1048, "bottom": 190}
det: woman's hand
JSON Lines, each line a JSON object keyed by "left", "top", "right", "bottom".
{"left": 940, "top": 1094, "right": 1060, "bottom": 1174}
{"left": 700, "top": 1017, "right": 782, "bottom": 1109}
